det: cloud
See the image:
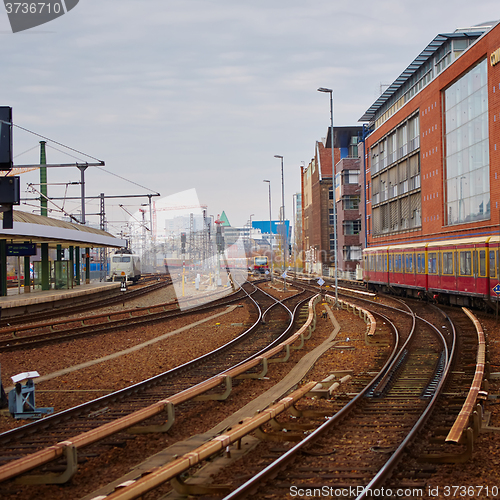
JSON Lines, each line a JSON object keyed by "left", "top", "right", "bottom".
{"left": 3, "top": 0, "right": 500, "bottom": 232}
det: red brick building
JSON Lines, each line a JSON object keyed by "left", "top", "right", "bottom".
{"left": 301, "top": 126, "right": 362, "bottom": 275}
{"left": 361, "top": 21, "right": 500, "bottom": 247}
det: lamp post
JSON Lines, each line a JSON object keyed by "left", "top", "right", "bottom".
{"left": 274, "top": 155, "right": 286, "bottom": 291}
{"left": 292, "top": 192, "right": 297, "bottom": 276}
{"left": 318, "top": 87, "right": 337, "bottom": 306}
{"left": 263, "top": 180, "right": 273, "bottom": 281}
{"left": 249, "top": 213, "right": 254, "bottom": 253}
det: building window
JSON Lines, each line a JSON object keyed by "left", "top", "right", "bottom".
{"left": 343, "top": 245, "right": 361, "bottom": 261}
{"left": 445, "top": 58, "right": 489, "bottom": 225}
{"left": 349, "top": 136, "right": 359, "bottom": 158}
{"left": 343, "top": 195, "right": 360, "bottom": 210}
{"left": 329, "top": 234, "right": 335, "bottom": 252}
{"left": 328, "top": 186, "right": 334, "bottom": 200}
{"left": 343, "top": 220, "right": 361, "bottom": 235}
{"left": 342, "top": 169, "right": 360, "bottom": 184}
{"left": 329, "top": 209, "right": 334, "bottom": 226}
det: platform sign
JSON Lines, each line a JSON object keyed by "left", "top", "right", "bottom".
{"left": 317, "top": 278, "right": 325, "bottom": 286}
{"left": 281, "top": 271, "right": 287, "bottom": 279}
{"left": 493, "top": 284, "right": 500, "bottom": 296}
{"left": 6, "top": 243, "right": 37, "bottom": 256}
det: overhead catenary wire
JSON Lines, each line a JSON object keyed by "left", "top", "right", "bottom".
{"left": 96, "top": 166, "right": 160, "bottom": 196}
{"left": 3, "top": 120, "right": 104, "bottom": 163}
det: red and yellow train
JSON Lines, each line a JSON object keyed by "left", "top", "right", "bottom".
{"left": 363, "top": 235, "right": 500, "bottom": 308}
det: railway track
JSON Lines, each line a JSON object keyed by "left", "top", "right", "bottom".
{"left": 0, "top": 280, "right": 315, "bottom": 492}
{"left": 0, "top": 280, "right": 487, "bottom": 499}
{"left": 215, "top": 294, "right": 453, "bottom": 499}
{"left": 0, "top": 285, "right": 250, "bottom": 352}
{"left": 0, "top": 274, "right": 171, "bottom": 328}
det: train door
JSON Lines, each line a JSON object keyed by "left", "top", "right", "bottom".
{"left": 416, "top": 249, "right": 427, "bottom": 291}
{"left": 394, "top": 253, "right": 403, "bottom": 285}
{"left": 387, "top": 251, "right": 393, "bottom": 286}
{"left": 427, "top": 249, "right": 439, "bottom": 291}
{"left": 404, "top": 251, "right": 417, "bottom": 289}
{"left": 457, "top": 244, "right": 475, "bottom": 294}
{"left": 440, "top": 245, "right": 457, "bottom": 293}
{"left": 476, "top": 245, "right": 488, "bottom": 296}
{"left": 488, "top": 237, "right": 500, "bottom": 300}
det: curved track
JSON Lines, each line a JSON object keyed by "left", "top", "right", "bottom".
{"left": 222, "top": 290, "right": 457, "bottom": 499}
{"left": 0, "top": 280, "right": 314, "bottom": 488}
{"left": 0, "top": 275, "right": 171, "bottom": 329}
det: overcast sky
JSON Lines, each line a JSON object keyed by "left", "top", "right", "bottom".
{"left": 2, "top": 1, "right": 499, "bottom": 237}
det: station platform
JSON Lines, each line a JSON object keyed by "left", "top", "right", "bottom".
{"left": 0, "top": 281, "right": 122, "bottom": 319}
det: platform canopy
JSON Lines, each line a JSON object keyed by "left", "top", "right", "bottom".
{"left": 0, "top": 210, "right": 126, "bottom": 248}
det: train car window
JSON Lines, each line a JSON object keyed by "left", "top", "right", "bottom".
{"left": 112, "top": 256, "right": 131, "bottom": 263}
{"left": 490, "top": 251, "right": 496, "bottom": 278}
{"left": 395, "top": 254, "right": 402, "bottom": 272}
{"left": 459, "top": 251, "right": 472, "bottom": 276}
{"left": 383, "top": 255, "right": 387, "bottom": 271}
{"left": 442, "top": 252, "right": 453, "bottom": 275}
{"left": 406, "top": 254, "right": 413, "bottom": 272}
{"left": 388, "top": 255, "right": 392, "bottom": 272}
{"left": 417, "top": 253, "right": 424, "bottom": 273}
{"left": 497, "top": 250, "right": 499, "bottom": 278}
{"left": 479, "top": 250, "right": 486, "bottom": 277}
{"left": 428, "top": 253, "right": 437, "bottom": 274}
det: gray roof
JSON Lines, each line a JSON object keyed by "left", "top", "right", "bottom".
{"left": 0, "top": 210, "right": 126, "bottom": 248}
{"left": 359, "top": 22, "right": 498, "bottom": 123}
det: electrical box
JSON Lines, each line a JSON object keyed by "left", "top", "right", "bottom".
{"left": 0, "top": 107, "right": 13, "bottom": 171}
{"left": 0, "top": 176, "right": 20, "bottom": 205}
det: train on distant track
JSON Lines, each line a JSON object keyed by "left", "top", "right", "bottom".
{"left": 109, "top": 249, "right": 141, "bottom": 282}
{"left": 164, "top": 255, "right": 270, "bottom": 275}
{"left": 252, "top": 255, "right": 269, "bottom": 274}
{"left": 363, "top": 235, "right": 500, "bottom": 308}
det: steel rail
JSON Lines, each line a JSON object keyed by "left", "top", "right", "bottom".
{"left": 0, "top": 282, "right": 313, "bottom": 484}
{"left": 223, "top": 305, "right": 401, "bottom": 500}
{"left": 445, "top": 307, "right": 484, "bottom": 443}
{"left": 355, "top": 304, "right": 456, "bottom": 499}
{"left": 0, "top": 277, "right": 171, "bottom": 328}
{"left": 0, "top": 286, "right": 251, "bottom": 351}
{"left": 224, "top": 295, "right": 455, "bottom": 500}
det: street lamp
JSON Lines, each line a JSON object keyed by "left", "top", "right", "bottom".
{"left": 263, "top": 180, "right": 273, "bottom": 281}
{"left": 317, "top": 87, "right": 337, "bottom": 306}
{"left": 249, "top": 213, "right": 254, "bottom": 252}
{"left": 292, "top": 192, "right": 297, "bottom": 276}
{"left": 274, "top": 155, "right": 286, "bottom": 291}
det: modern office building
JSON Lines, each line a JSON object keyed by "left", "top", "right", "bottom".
{"left": 361, "top": 20, "right": 500, "bottom": 246}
